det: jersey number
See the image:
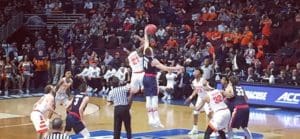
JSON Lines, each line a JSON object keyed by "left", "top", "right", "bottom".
{"left": 143, "top": 58, "right": 149, "bottom": 69}
{"left": 213, "top": 94, "right": 223, "bottom": 104}
{"left": 73, "top": 98, "right": 79, "bottom": 105}
{"left": 236, "top": 88, "right": 245, "bottom": 96}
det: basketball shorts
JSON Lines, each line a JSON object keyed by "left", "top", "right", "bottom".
{"left": 143, "top": 76, "right": 158, "bottom": 97}
{"left": 130, "top": 72, "right": 144, "bottom": 90}
{"left": 30, "top": 111, "right": 48, "bottom": 133}
{"left": 65, "top": 113, "right": 85, "bottom": 134}
{"left": 209, "top": 108, "right": 231, "bottom": 131}
{"left": 230, "top": 104, "right": 250, "bottom": 128}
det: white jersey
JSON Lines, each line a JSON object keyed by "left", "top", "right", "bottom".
{"left": 207, "top": 89, "right": 228, "bottom": 112}
{"left": 57, "top": 77, "right": 72, "bottom": 93}
{"left": 166, "top": 73, "right": 177, "bottom": 88}
{"left": 128, "top": 51, "right": 143, "bottom": 73}
{"left": 192, "top": 77, "right": 207, "bottom": 98}
{"left": 34, "top": 94, "right": 51, "bottom": 114}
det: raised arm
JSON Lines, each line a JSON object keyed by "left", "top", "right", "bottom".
{"left": 152, "top": 59, "right": 183, "bottom": 73}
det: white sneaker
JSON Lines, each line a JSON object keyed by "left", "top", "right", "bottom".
{"left": 188, "top": 129, "right": 198, "bottom": 135}
{"left": 167, "top": 95, "right": 171, "bottom": 100}
{"left": 153, "top": 121, "right": 164, "bottom": 128}
{"left": 162, "top": 95, "right": 167, "bottom": 100}
{"left": 26, "top": 89, "right": 30, "bottom": 94}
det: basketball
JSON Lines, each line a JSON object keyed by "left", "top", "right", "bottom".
{"left": 145, "top": 24, "right": 157, "bottom": 35}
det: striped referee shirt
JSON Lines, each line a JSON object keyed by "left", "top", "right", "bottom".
{"left": 45, "top": 132, "right": 70, "bottom": 139}
{"left": 107, "top": 85, "right": 130, "bottom": 106}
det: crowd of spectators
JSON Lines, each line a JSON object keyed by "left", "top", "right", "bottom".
{"left": 1, "top": 0, "right": 300, "bottom": 99}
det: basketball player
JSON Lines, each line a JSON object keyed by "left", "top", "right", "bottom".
{"left": 185, "top": 68, "right": 214, "bottom": 135}
{"left": 127, "top": 46, "right": 144, "bottom": 94}
{"left": 55, "top": 71, "right": 73, "bottom": 106}
{"left": 143, "top": 47, "right": 183, "bottom": 128}
{"left": 30, "top": 85, "right": 60, "bottom": 139}
{"left": 223, "top": 76, "right": 252, "bottom": 139}
{"left": 190, "top": 89, "right": 231, "bottom": 139}
{"left": 65, "top": 82, "right": 90, "bottom": 139}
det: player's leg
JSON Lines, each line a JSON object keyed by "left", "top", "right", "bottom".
{"left": 242, "top": 107, "right": 252, "bottom": 139}
{"left": 151, "top": 95, "right": 164, "bottom": 128}
{"left": 145, "top": 96, "right": 155, "bottom": 125}
{"left": 188, "top": 97, "right": 201, "bottom": 134}
{"left": 30, "top": 112, "right": 48, "bottom": 139}
{"left": 204, "top": 125, "right": 214, "bottom": 139}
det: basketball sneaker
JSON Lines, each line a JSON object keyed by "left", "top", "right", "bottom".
{"left": 188, "top": 128, "right": 198, "bottom": 135}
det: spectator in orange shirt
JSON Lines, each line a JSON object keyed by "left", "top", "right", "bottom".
{"left": 260, "top": 15, "right": 272, "bottom": 37}
{"left": 145, "top": 0, "right": 154, "bottom": 10}
{"left": 208, "top": 9, "right": 218, "bottom": 21}
{"left": 232, "top": 28, "right": 242, "bottom": 45}
{"left": 211, "top": 27, "right": 222, "bottom": 41}
{"left": 164, "top": 36, "right": 179, "bottom": 50}
{"left": 254, "top": 35, "right": 269, "bottom": 49}
{"left": 256, "top": 45, "right": 265, "bottom": 60}
{"left": 135, "top": 8, "right": 144, "bottom": 20}
{"left": 241, "top": 26, "right": 254, "bottom": 47}
{"left": 205, "top": 28, "right": 213, "bottom": 40}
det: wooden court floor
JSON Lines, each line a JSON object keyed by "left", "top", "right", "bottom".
{"left": 0, "top": 97, "right": 299, "bottom": 139}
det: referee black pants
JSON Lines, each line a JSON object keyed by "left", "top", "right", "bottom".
{"left": 114, "top": 105, "right": 131, "bottom": 139}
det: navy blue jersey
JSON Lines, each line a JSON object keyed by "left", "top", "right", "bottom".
{"left": 70, "top": 93, "right": 87, "bottom": 115}
{"left": 232, "top": 86, "right": 248, "bottom": 106}
{"left": 143, "top": 56, "right": 157, "bottom": 74}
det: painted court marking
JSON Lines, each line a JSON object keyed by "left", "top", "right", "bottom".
{"left": 0, "top": 113, "right": 24, "bottom": 119}
{"left": 71, "top": 129, "right": 264, "bottom": 139}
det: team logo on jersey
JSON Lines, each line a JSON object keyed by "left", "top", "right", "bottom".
{"left": 71, "top": 129, "right": 263, "bottom": 139}
{"left": 275, "top": 92, "right": 300, "bottom": 104}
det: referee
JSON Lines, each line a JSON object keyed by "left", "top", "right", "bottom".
{"left": 45, "top": 118, "right": 70, "bottom": 139}
{"left": 107, "top": 76, "right": 132, "bottom": 139}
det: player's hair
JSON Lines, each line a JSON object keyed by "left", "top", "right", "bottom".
{"left": 51, "top": 118, "right": 63, "bottom": 130}
{"left": 78, "top": 83, "right": 87, "bottom": 92}
{"left": 195, "top": 67, "right": 203, "bottom": 75}
{"left": 229, "top": 75, "right": 239, "bottom": 86}
{"left": 144, "top": 47, "right": 153, "bottom": 57}
{"left": 44, "top": 85, "right": 53, "bottom": 94}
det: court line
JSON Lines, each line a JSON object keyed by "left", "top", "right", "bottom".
{"left": 0, "top": 123, "right": 32, "bottom": 128}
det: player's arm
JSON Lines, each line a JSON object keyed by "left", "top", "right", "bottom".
{"left": 55, "top": 78, "right": 64, "bottom": 91}
{"left": 185, "top": 88, "right": 198, "bottom": 104}
{"left": 223, "top": 84, "right": 234, "bottom": 98}
{"left": 203, "top": 79, "right": 214, "bottom": 91}
{"left": 65, "top": 97, "right": 73, "bottom": 111}
{"left": 194, "top": 95, "right": 209, "bottom": 111}
{"left": 79, "top": 96, "right": 89, "bottom": 119}
{"left": 47, "top": 96, "right": 60, "bottom": 117}
{"left": 152, "top": 59, "right": 183, "bottom": 73}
